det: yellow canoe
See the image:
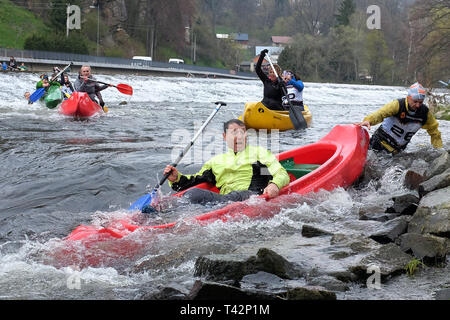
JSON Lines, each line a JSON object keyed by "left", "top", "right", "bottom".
{"left": 239, "top": 102, "right": 312, "bottom": 131}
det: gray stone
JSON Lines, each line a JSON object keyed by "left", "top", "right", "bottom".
{"left": 306, "top": 275, "right": 350, "bottom": 292}
{"left": 369, "top": 216, "right": 409, "bottom": 244}
{"left": 188, "top": 280, "right": 280, "bottom": 300}
{"left": 389, "top": 193, "right": 420, "bottom": 215}
{"left": 426, "top": 151, "right": 450, "bottom": 178}
{"left": 408, "top": 187, "right": 450, "bottom": 236}
{"left": 404, "top": 163, "right": 428, "bottom": 190}
{"left": 419, "top": 168, "right": 450, "bottom": 198}
{"left": 194, "top": 248, "right": 306, "bottom": 282}
{"left": 399, "top": 233, "right": 449, "bottom": 261}
{"left": 350, "top": 243, "right": 413, "bottom": 279}
{"left": 142, "top": 287, "right": 187, "bottom": 300}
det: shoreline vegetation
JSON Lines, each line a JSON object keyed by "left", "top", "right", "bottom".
{"left": 0, "top": 0, "right": 448, "bottom": 88}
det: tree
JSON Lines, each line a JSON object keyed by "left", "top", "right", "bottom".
{"left": 408, "top": 0, "right": 450, "bottom": 87}
{"left": 335, "top": 0, "right": 355, "bottom": 26}
{"left": 278, "top": 33, "right": 328, "bottom": 82}
{"left": 366, "top": 30, "right": 394, "bottom": 84}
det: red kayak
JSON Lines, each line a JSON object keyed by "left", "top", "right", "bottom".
{"left": 58, "top": 92, "right": 103, "bottom": 118}
{"left": 66, "top": 125, "right": 369, "bottom": 242}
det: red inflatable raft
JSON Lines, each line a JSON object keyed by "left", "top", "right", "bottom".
{"left": 66, "top": 124, "right": 369, "bottom": 242}
{"left": 59, "top": 92, "right": 103, "bottom": 118}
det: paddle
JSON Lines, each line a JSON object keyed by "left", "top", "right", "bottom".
{"left": 129, "top": 101, "right": 226, "bottom": 213}
{"left": 29, "top": 62, "right": 73, "bottom": 104}
{"left": 264, "top": 54, "right": 307, "bottom": 130}
{"left": 88, "top": 80, "right": 133, "bottom": 96}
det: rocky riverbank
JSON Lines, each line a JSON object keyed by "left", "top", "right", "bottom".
{"left": 135, "top": 144, "right": 450, "bottom": 301}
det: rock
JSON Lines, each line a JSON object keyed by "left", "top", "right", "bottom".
{"left": 301, "top": 224, "right": 333, "bottom": 238}
{"left": 399, "top": 233, "right": 449, "bottom": 263}
{"left": 252, "top": 248, "right": 306, "bottom": 279}
{"left": 404, "top": 161, "right": 428, "bottom": 190}
{"left": 240, "top": 271, "right": 286, "bottom": 291}
{"left": 425, "top": 151, "right": 450, "bottom": 178}
{"left": 284, "top": 286, "right": 336, "bottom": 300}
{"left": 142, "top": 287, "right": 187, "bottom": 300}
{"left": 388, "top": 193, "right": 420, "bottom": 215}
{"left": 330, "top": 234, "right": 381, "bottom": 255}
{"left": 408, "top": 186, "right": 450, "bottom": 237}
{"left": 369, "top": 216, "right": 409, "bottom": 244}
{"left": 418, "top": 168, "right": 450, "bottom": 198}
{"left": 350, "top": 243, "right": 413, "bottom": 279}
{"left": 194, "top": 248, "right": 306, "bottom": 282}
{"left": 187, "top": 280, "right": 280, "bottom": 300}
{"left": 194, "top": 254, "right": 252, "bottom": 283}
{"left": 306, "top": 275, "right": 349, "bottom": 292}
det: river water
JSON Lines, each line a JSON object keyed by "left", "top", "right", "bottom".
{"left": 0, "top": 72, "right": 448, "bottom": 300}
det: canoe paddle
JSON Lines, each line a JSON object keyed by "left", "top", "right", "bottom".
{"left": 29, "top": 62, "right": 73, "bottom": 104}
{"left": 88, "top": 80, "right": 133, "bottom": 96}
{"left": 128, "top": 101, "right": 226, "bottom": 213}
{"left": 265, "top": 54, "right": 307, "bottom": 130}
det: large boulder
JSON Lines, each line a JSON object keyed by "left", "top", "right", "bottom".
{"left": 425, "top": 151, "right": 450, "bottom": 178}
{"left": 188, "top": 280, "right": 280, "bottom": 300}
{"left": 418, "top": 168, "right": 450, "bottom": 198}
{"left": 194, "top": 248, "right": 306, "bottom": 282}
{"left": 389, "top": 193, "right": 420, "bottom": 215}
{"left": 403, "top": 160, "right": 428, "bottom": 190}
{"left": 369, "top": 216, "right": 409, "bottom": 244}
{"left": 408, "top": 186, "right": 450, "bottom": 236}
{"left": 350, "top": 243, "right": 413, "bottom": 279}
{"left": 399, "top": 233, "right": 449, "bottom": 262}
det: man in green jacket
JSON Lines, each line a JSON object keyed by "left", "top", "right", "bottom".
{"left": 163, "top": 119, "right": 290, "bottom": 204}
{"left": 36, "top": 74, "right": 60, "bottom": 91}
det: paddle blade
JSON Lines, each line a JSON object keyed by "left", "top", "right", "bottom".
{"left": 116, "top": 84, "right": 133, "bottom": 95}
{"left": 128, "top": 193, "right": 152, "bottom": 211}
{"left": 29, "top": 88, "right": 46, "bottom": 103}
{"left": 128, "top": 189, "right": 161, "bottom": 213}
{"left": 289, "top": 105, "right": 307, "bottom": 130}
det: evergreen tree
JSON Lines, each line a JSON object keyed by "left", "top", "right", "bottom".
{"left": 335, "top": 0, "right": 355, "bottom": 26}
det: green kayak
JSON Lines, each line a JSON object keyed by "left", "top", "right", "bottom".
{"left": 42, "top": 85, "right": 63, "bottom": 109}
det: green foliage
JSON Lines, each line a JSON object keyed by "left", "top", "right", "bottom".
{"left": 0, "top": 0, "right": 51, "bottom": 48}
{"left": 405, "top": 258, "right": 425, "bottom": 276}
{"left": 336, "top": 0, "right": 356, "bottom": 26}
{"left": 24, "top": 32, "right": 89, "bottom": 54}
{"left": 366, "top": 30, "right": 394, "bottom": 84}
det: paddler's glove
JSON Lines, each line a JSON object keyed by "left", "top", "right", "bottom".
{"left": 260, "top": 49, "right": 268, "bottom": 57}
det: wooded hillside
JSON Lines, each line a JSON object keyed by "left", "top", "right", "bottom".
{"left": 3, "top": 0, "right": 449, "bottom": 86}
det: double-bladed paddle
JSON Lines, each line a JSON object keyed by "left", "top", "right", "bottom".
{"left": 87, "top": 80, "right": 133, "bottom": 96}
{"left": 128, "top": 101, "right": 226, "bottom": 213}
{"left": 264, "top": 54, "right": 307, "bottom": 130}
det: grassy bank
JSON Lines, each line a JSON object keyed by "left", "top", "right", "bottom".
{"left": 0, "top": 0, "right": 51, "bottom": 49}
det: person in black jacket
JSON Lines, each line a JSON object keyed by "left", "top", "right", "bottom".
{"left": 255, "top": 49, "right": 285, "bottom": 111}
{"left": 73, "top": 65, "right": 111, "bottom": 108}
{"left": 8, "top": 56, "right": 18, "bottom": 71}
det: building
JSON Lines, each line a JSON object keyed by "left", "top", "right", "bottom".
{"left": 271, "top": 36, "right": 293, "bottom": 47}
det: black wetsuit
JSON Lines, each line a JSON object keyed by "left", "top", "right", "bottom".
{"left": 255, "top": 54, "right": 285, "bottom": 111}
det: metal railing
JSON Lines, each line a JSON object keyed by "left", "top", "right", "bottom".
{"left": 0, "top": 47, "right": 257, "bottom": 79}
